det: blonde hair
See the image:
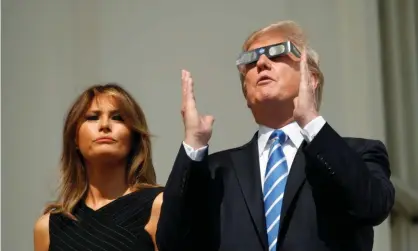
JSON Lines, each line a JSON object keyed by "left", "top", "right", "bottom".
{"left": 239, "top": 20, "right": 324, "bottom": 109}
{"left": 44, "top": 83, "right": 158, "bottom": 218}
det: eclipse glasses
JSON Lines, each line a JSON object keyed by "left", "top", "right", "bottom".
{"left": 235, "top": 41, "right": 301, "bottom": 72}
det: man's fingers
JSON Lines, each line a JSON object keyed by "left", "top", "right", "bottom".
{"left": 181, "top": 70, "right": 187, "bottom": 110}
{"left": 182, "top": 70, "right": 188, "bottom": 95}
{"left": 300, "top": 49, "right": 309, "bottom": 85}
{"left": 297, "top": 50, "right": 319, "bottom": 110}
{"left": 182, "top": 70, "right": 196, "bottom": 110}
{"left": 300, "top": 48, "right": 317, "bottom": 93}
{"left": 188, "top": 76, "right": 196, "bottom": 104}
{"left": 181, "top": 69, "right": 193, "bottom": 115}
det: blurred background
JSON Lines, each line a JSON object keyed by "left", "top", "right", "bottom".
{"left": 2, "top": 0, "right": 417, "bottom": 250}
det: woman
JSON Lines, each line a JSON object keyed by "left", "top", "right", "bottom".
{"left": 33, "top": 83, "right": 164, "bottom": 251}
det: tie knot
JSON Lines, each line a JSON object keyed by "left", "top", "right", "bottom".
{"left": 269, "top": 129, "right": 288, "bottom": 145}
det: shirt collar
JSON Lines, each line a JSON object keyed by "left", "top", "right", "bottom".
{"left": 257, "top": 121, "right": 304, "bottom": 156}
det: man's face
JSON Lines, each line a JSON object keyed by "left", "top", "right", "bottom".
{"left": 243, "top": 33, "right": 301, "bottom": 108}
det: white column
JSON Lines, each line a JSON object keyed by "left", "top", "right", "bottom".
{"left": 403, "top": 0, "right": 418, "bottom": 191}
{"left": 335, "top": 0, "right": 391, "bottom": 250}
{"left": 379, "top": 0, "right": 418, "bottom": 250}
{"left": 382, "top": 0, "right": 411, "bottom": 183}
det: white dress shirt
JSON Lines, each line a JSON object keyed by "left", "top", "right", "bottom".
{"left": 182, "top": 116, "right": 327, "bottom": 190}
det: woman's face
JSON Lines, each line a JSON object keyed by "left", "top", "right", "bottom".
{"left": 77, "top": 94, "right": 132, "bottom": 163}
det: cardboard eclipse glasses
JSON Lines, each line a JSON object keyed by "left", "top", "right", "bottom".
{"left": 236, "top": 41, "right": 301, "bottom": 72}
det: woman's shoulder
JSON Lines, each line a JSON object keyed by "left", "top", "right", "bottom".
{"left": 34, "top": 213, "right": 50, "bottom": 234}
{"left": 33, "top": 213, "right": 50, "bottom": 251}
{"left": 132, "top": 185, "right": 164, "bottom": 199}
{"left": 126, "top": 185, "right": 164, "bottom": 212}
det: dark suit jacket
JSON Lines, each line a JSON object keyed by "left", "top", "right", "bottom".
{"left": 157, "top": 123, "right": 395, "bottom": 251}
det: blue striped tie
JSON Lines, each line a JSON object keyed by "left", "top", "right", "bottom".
{"left": 263, "top": 129, "right": 289, "bottom": 251}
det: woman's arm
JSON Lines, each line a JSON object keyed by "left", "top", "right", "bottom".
{"left": 33, "top": 213, "right": 50, "bottom": 251}
{"left": 145, "top": 192, "right": 164, "bottom": 251}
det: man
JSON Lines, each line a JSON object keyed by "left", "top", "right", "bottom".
{"left": 157, "top": 20, "right": 395, "bottom": 251}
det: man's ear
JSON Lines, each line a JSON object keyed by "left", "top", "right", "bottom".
{"left": 310, "top": 72, "right": 319, "bottom": 90}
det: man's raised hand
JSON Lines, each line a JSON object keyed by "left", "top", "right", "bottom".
{"left": 181, "top": 70, "right": 214, "bottom": 149}
{"left": 293, "top": 49, "right": 319, "bottom": 128}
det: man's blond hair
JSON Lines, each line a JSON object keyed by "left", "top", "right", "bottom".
{"left": 239, "top": 20, "right": 324, "bottom": 109}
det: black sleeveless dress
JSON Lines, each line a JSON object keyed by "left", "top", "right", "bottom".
{"left": 48, "top": 187, "right": 164, "bottom": 251}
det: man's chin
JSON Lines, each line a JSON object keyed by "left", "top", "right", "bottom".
{"left": 254, "top": 96, "right": 290, "bottom": 105}
{"left": 248, "top": 97, "right": 294, "bottom": 112}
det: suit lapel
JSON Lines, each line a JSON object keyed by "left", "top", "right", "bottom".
{"left": 279, "top": 141, "right": 307, "bottom": 233}
{"left": 231, "top": 133, "right": 268, "bottom": 250}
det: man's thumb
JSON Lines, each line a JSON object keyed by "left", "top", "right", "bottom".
{"left": 203, "top": 115, "right": 215, "bottom": 126}
{"left": 293, "top": 97, "right": 299, "bottom": 108}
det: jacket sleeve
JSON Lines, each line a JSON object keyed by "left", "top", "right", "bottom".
{"left": 303, "top": 123, "right": 395, "bottom": 226}
{"left": 156, "top": 144, "right": 213, "bottom": 251}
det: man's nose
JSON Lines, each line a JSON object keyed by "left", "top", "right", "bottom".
{"left": 256, "top": 54, "right": 272, "bottom": 71}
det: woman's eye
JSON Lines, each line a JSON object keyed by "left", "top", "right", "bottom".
{"left": 112, "top": 114, "right": 124, "bottom": 121}
{"left": 85, "top": 115, "right": 99, "bottom": 120}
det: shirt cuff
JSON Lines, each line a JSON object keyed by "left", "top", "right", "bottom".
{"left": 300, "top": 116, "right": 326, "bottom": 142}
{"left": 182, "top": 141, "right": 208, "bottom": 161}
